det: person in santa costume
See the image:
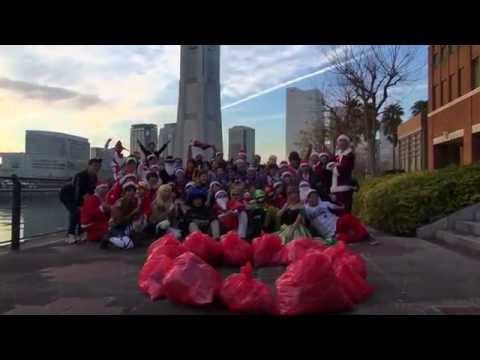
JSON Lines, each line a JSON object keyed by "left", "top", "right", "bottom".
{"left": 298, "top": 160, "right": 313, "bottom": 184}
{"left": 173, "top": 168, "right": 187, "bottom": 199}
{"left": 304, "top": 189, "right": 377, "bottom": 245}
{"left": 271, "top": 181, "right": 287, "bottom": 209}
{"left": 326, "top": 134, "right": 356, "bottom": 213}
{"left": 281, "top": 170, "right": 296, "bottom": 187}
{"left": 210, "top": 190, "right": 248, "bottom": 239}
{"left": 206, "top": 181, "right": 222, "bottom": 207}
{"left": 104, "top": 181, "right": 141, "bottom": 249}
{"left": 106, "top": 173, "right": 138, "bottom": 206}
{"left": 104, "top": 138, "right": 128, "bottom": 182}
{"left": 311, "top": 152, "right": 334, "bottom": 201}
{"left": 80, "top": 182, "right": 111, "bottom": 243}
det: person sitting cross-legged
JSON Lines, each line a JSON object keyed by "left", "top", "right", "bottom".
{"left": 182, "top": 188, "right": 212, "bottom": 237}
{"left": 211, "top": 189, "right": 248, "bottom": 240}
{"left": 103, "top": 181, "right": 141, "bottom": 250}
{"left": 303, "top": 189, "right": 378, "bottom": 245}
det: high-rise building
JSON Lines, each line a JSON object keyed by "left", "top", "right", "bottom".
{"left": 286, "top": 87, "right": 326, "bottom": 158}
{"left": 229, "top": 126, "right": 255, "bottom": 162}
{"left": 174, "top": 45, "right": 223, "bottom": 160}
{"left": 159, "top": 123, "right": 176, "bottom": 157}
{"left": 428, "top": 45, "right": 480, "bottom": 169}
{"left": 130, "top": 124, "right": 158, "bottom": 157}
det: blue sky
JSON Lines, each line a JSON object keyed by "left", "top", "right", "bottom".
{"left": 0, "top": 45, "right": 427, "bottom": 160}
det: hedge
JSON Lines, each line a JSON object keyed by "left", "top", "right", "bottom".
{"left": 353, "top": 164, "right": 480, "bottom": 236}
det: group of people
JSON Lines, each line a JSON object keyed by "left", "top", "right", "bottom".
{"left": 60, "top": 134, "right": 377, "bottom": 250}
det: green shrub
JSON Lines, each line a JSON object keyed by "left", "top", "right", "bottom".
{"left": 353, "top": 164, "right": 480, "bottom": 236}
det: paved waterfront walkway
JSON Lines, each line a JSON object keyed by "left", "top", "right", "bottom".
{"left": 2, "top": 232, "right": 480, "bottom": 315}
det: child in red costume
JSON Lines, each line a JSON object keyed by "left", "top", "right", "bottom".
{"left": 80, "top": 183, "right": 111, "bottom": 242}
{"left": 211, "top": 190, "right": 248, "bottom": 239}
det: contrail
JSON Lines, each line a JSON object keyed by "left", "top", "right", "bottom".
{"left": 221, "top": 63, "right": 335, "bottom": 110}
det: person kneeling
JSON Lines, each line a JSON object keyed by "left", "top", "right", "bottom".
{"left": 80, "top": 182, "right": 110, "bottom": 243}
{"left": 105, "top": 181, "right": 141, "bottom": 249}
{"left": 304, "top": 189, "right": 377, "bottom": 245}
{"left": 183, "top": 188, "right": 212, "bottom": 236}
{"left": 211, "top": 190, "right": 248, "bottom": 240}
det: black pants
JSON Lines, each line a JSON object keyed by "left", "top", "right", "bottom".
{"left": 66, "top": 204, "right": 82, "bottom": 236}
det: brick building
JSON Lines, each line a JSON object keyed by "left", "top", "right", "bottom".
{"left": 427, "top": 45, "right": 480, "bottom": 170}
{"left": 398, "top": 113, "right": 428, "bottom": 172}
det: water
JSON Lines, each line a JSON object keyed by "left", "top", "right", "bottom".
{"left": 0, "top": 194, "right": 68, "bottom": 243}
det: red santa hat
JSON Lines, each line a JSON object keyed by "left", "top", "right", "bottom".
{"left": 120, "top": 173, "right": 137, "bottom": 185}
{"left": 319, "top": 152, "right": 330, "bottom": 159}
{"left": 310, "top": 152, "right": 320, "bottom": 159}
{"left": 209, "top": 181, "right": 222, "bottom": 190}
{"left": 299, "top": 160, "right": 309, "bottom": 169}
{"left": 273, "top": 181, "right": 283, "bottom": 189}
{"left": 305, "top": 189, "right": 318, "bottom": 200}
{"left": 215, "top": 190, "right": 228, "bottom": 199}
{"left": 238, "top": 149, "right": 247, "bottom": 159}
{"left": 122, "top": 181, "right": 138, "bottom": 190}
{"left": 174, "top": 168, "right": 185, "bottom": 176}
{"left": 281, "top": 171, "right": 293, "bottom": 180}
{"left": 336, "top": 134, "right": 351, "bottom": 143}
{"left": 185, "top": 181, "right": 196, "bottom": 190}
{"left": 279, "top": 160, "right": 289, "bottom": 169}
{"left": 95, "top": 182, "right": 109, "bottom": 192}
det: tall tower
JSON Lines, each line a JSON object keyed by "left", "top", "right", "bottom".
{"left": 174, "top": 45, "right": 223, "bottom": 160}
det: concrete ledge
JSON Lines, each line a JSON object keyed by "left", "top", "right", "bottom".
{"left": 417, "top": 203, "right": 480, "bottom": 240}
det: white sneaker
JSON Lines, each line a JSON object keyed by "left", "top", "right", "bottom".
{"left": 65, "top": 234, "right": 76, "bottom": 244}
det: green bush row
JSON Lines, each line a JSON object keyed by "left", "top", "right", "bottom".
{"left": 352, "top": 164, "right": 480, "bottom": 236}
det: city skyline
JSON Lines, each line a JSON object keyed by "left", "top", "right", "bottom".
{"left": 0, "top": 45, "right": 427, "bottom": 160}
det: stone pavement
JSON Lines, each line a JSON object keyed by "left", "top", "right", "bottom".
{"left": 2, "top": 233, "right": 480, "bottom": 315}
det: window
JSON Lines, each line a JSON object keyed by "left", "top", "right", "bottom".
{"left": 432, "top": 53, "right": 439, "bottom": 67}
{"left": 473, "top": 57, "right": 480, "bottom": 89}
{"left": 458, "top": 67, "right": 463, "bottom": 96}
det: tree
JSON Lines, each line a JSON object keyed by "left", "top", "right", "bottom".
{"left": 327, "top": 45, "right": 417, "bottom": 175}
{"left": 410, "top": 100, "right": 428, "bottom": 117}
{"left": 382, "top": 103, "right": 404, "bottom": 170}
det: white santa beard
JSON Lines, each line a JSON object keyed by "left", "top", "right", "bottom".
{"left": 216, "top": 198, "right": 228, "bottom": 210}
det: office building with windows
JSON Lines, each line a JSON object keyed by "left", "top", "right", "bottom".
{"left": 159, "top": 123, "right": 176, "bottom": 157}
{"left": 428, "top": 45, "right": 480, "bottom": 169}
{"left": 228, "top": 126, "right": 255, "bottom": 162}
{"left": 130, "top": 124, "right": 158, "bottom": 157}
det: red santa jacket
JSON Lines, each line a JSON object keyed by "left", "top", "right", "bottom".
{"left": 328, "top": 148, "right": 355, "bottom": 193}
{"left": 141, "top": 189, "right": 157, "bottom": 218}
{"left": 80, "top": 195, "right": 110, "bottom": 241}
{"left": 212, "top": 200, "right": 245, "bottom": 231}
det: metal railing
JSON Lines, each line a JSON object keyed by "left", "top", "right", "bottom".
{"left": 0, "top": 175, "right": 71, "bottom": 250}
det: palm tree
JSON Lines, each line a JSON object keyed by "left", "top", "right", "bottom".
{"left": 382, "top": 103, "right": 404, "bottom": 170}
{"left": 410, "top": 100, "right": 428, "bottom": 117}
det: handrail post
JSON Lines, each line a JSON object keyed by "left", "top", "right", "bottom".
{"left": 11, "top": 174, "right": 21, "bottom": 250}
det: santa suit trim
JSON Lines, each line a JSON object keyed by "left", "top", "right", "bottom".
{"left": 330, "top": 148, "right": 353, "bottom": 193}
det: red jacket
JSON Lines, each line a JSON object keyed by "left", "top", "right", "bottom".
{"left": 212, "top": 200, "right": 245, "bottom": 231}
{"left": 80, "top": 195, "right": 110, "bottom": 241}
{"left": 271, "top": 194, "right": 287, "bottom": 209}
{"left": 106, "top": 182, "right": 122, "bottom": 206}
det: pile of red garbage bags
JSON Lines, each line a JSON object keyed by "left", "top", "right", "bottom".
{"left": 138, "top": 231, "right": 374, "bottom": 315}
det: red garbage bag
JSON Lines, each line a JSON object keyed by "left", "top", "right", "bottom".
{"left": 323, "top": 242, "right": 367, "bottom": 279}
{"left": 252, "top": 233, "right": 285, "bottom": 267}
{"left": 284, "top": 237, "right": 327, "bottom": 263}
{"left": 335, "top": 263, "right": 373, "bottom": 304}
{"left": 138, "top": 254, "right": 174, "bottom": 301}
{"left": 219, "top": 262, "right": 275, "bottom": 314}
{"left": 147, "top": 234, "right": 187, "bottom": 262}
{"left": 147, "top": 233, "right": 179, "bottom": 256}
{"left": 163, "top": 252, "right": 221, "bottom": 306}
{"left": 220, "top": 231, "right": 252, "bottom": 266}
{"left": 184, "top": 231, "right": 223, "bottom": 265}
{"left": 275, "top": 250, "right": 353, "bottom": 315}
